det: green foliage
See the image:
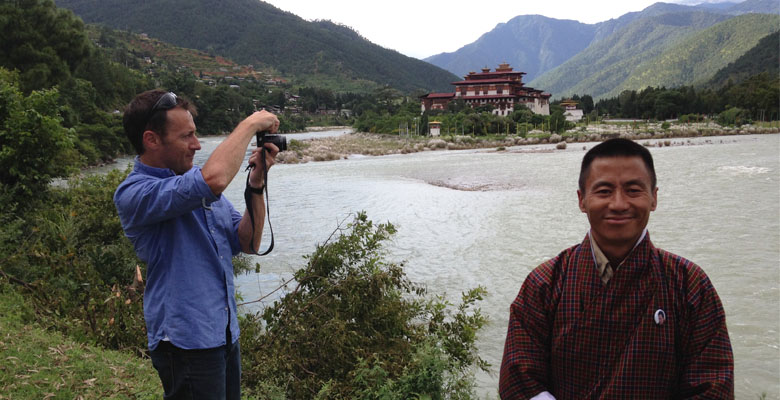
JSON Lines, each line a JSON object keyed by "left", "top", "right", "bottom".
{"left": 0, "top": 0, "right": 90, "bottom": 93}
{"left": 475, "top": 104, "right": 495, "bottom": 113}
{"left": 279, "top": 113, "right": 309, "bottom": 133}
{"left": 0, "top": 282, "right": 159, "bottom": 398}
{"left": 354, "top": 108, "right": 425, "bottom": 135}
{"left": 678, "top": 113, "right": 704, "bottom": 123}
{"left": 615, "top": 14, "right": 780, "bottom": 96}
{"left": 55, "top": 0, "right": 459, "bottom": 93}
{"left": 594, "top": 71, "right": 780, "bottom": 121}
{"left": 549, "top": 110, "right": 567, "bottom": 133}
{"left": 0, "top": 0, "right": 147, "bottom": 168}
{"left": 717, "top": 107, "right": 752, "bottom": 126}
{"left": 194, "top": 85, "right": 255, "bottom": 134}
{"left": 240, "top": 212, "right": 488, "bottom": 399}
{"left": 579, "top": 94, "right": 595, "bottom": 114}
{"left": 0, "top": 168, "right": 147, "bottom": 353}
{"left": 531, "top": 10, "right": 730, "bottom": 99}
{"left": 516, "top": 123, "right": 533, "bottom": 137}
{"left": 720, "top": 72, "right": 780, "bottom": 121}
{"left": 707, "top": 31, "right": 779, "bottom": 88}
{"left": 530, "top": 11, "right": 779, "bottom": 100}
{"left": 0, "top": 68, "right": 81, "bottom": 205}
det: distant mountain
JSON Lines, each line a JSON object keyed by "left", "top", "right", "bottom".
{"left": 725, "top": 0, "right": 780, "bottom": 14}
{"left": 608, "top": 13, "right": 780, "bottom": 97}
{"left": 706, "top": 30, "right": 780, "bottom": 87}
{"left": 424, "top": 16, "right": 597, "bottom": 81}
{"left": 673, "top": 0, "right": 740, "bottom": 10}
{"left": 425, "top": 0, "right": 779, "bottom": 99}
{"left": 528, "top": 11, "right": 732, "bottom": 98}
{"left": 54, "top": 0, "right": 459, "bottom": 93}
{"left": 424, "top": 1, "right": 739, "bottom": 80}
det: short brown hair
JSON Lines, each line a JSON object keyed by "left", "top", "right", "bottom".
{"left": 122, "top": 90, "right": 196, "bottom": 155}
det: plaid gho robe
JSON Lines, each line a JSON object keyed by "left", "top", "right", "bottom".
{"left": 499, "top": 233, "right": 733, "bottom": 399}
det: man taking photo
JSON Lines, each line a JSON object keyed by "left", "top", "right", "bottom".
{"left": 114, "top": 90, "right": 279, "bottom": 399}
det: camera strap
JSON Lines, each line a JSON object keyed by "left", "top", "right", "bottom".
{"left": 244, "top": 147, "right": 274, "bottom": 255}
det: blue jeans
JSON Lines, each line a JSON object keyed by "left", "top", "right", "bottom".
{"left": 149, "top": 338, "right": 241, "bottom": 400}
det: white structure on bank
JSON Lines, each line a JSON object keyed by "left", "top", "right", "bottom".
{"left": 429, "top": 121, "right": 442, "bottom": 136}
{"left": 561, "top": 99, "right": 584, "bottom": 122}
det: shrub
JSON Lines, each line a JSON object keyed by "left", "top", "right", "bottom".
{"left": 678, "top": 114, "right": 704, "bottom": 123}
{"left": 0, "top": 68, "right": 81, "bottom": 206}
{"left": 240, "top": 212, "right": 488, "bottom": 399}
{"left": 1, "top": 168, "right": 147, "bottom": 353}
{"left": 718, "top": 107, "right": 752, "bottom": 127}
{"left": 516, "top": 123, "right": 533, "bottom": 137}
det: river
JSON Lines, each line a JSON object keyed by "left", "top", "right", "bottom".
{"left": 111, "top": 131, "right": 780, "bottom": 398}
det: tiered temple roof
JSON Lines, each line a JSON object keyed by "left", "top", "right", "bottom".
{"left": 420, "top": 63, "right": 550, "bottom": 116}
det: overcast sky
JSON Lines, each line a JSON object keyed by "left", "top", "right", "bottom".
{"left": 262, "top": 0, "right": 738, "bottom": 59}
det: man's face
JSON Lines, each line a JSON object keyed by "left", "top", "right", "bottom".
{"left": 158, "top": 107, "right": 200, "bottom": 175}
{"left": 577, "top": 156, "right": 657, "bottom": 253}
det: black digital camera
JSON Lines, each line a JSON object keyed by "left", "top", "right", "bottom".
{"left": 256, "top": 130, "right": 287, "bottom": 152}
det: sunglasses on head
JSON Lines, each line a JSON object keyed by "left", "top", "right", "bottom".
{"left": 145, "top": 92, "right": 178, "bottom": 129}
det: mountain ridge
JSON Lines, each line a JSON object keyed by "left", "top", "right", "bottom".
{"left": 528, "top": 10, "right": 733, "bottom": 98}
{"left": 54, "top": 0, "right": 459, "bottom": 93}
{"left": 426, "top": 0, "right": 778, "bottom": 99}
{"left": 56, "top": 0, "right": 779, "bottom": 98}
{"left": 706, "top": 30, "right": 779, "bottom": 88}
{"left": 424, "top": 15, "right": 597, "bottom": 82}
{"left": 610, "top": 13, "right": 780, "bottom": 97}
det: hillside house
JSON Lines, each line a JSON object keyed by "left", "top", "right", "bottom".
{"left": 420, "top": 63, "right": 550, "bottom": 116}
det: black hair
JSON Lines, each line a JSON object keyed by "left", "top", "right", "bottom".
{"left": 578, "top": 138, "right": 656, "bottom": 192}
{"left": 122, "top": 90, "right": 196, "bottom": 155}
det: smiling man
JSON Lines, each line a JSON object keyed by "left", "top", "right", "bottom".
{"left": 114, "top": 89, "right": 280, "bottom": 399}
{"left": 499, "top": 138, "right": 734, "bottom": 399}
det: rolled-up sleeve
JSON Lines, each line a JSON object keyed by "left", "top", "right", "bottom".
{"left": 115, "top": 166, "right": 217, "bottom": 234}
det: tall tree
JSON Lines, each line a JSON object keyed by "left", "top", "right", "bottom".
{"left": 0, "top": 68, "right": 80, "bottom": 205}
{"left": 0, "top": 0, "right": 90, "bottom": 93}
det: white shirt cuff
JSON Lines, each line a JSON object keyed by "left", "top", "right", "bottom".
{"left": 531, "top": 391, "right": 556, "bottom": 400}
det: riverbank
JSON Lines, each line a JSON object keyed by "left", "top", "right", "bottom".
{"left": 275, "top": 123, "right": 780, "bottom": 163}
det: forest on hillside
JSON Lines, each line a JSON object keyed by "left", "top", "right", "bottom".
{"left": 55, "top": 0, "right": 459, "bottom": 93}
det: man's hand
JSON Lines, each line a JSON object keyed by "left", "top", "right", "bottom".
{"left": 248, "top": 143, "right": 279, "bottom": 189}
{"left": 244, "top": 110, "right": 280, "bottom": 134}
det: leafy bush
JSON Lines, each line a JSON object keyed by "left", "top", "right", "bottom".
{"left": 516, "top": 123, "right": 533, "bottom": 137}
{"left": 717, "top": 107, "right": 753, "bottom": 126}
{"left": 0, "top": 68, "right": 82, "bottom": 205}
{"left": 240, "top": 212, "right": 488, "bottom": 399}
{"left": 678, "top": 113, "right": 704, "bottom": 123}
{"left": 1, "top": 168, "right": 147, "bottom": 353}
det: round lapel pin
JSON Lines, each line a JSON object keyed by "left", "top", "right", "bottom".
{"left": 654, "top": 309, "right": 666, "bottom": 325}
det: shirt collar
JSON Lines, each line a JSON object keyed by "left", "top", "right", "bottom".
{"left": 133, "top": 156, "right": 176, "bottom": 178}
{"left": 589, "top": 228, "right": 648, "bottom": 270}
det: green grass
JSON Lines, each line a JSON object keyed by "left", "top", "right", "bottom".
{"left": 0, "top": 283, "right": 160, "bottom": 399}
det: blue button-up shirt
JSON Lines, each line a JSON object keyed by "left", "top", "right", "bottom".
{"left": 114, "top": 158, "right": 242, "bottom": 350}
